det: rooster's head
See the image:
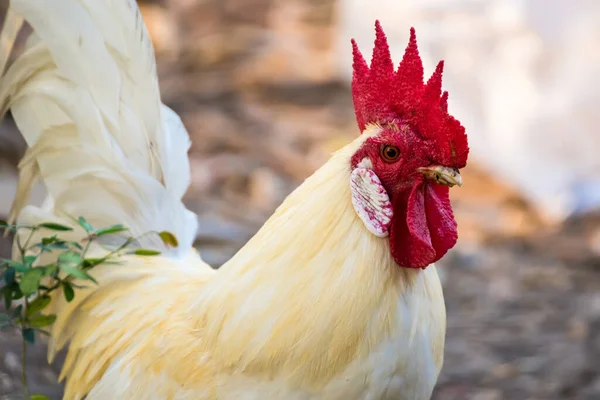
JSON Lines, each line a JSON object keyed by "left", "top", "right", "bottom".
{"left": 348, "top": 21, "right": 469, "bottom": 269}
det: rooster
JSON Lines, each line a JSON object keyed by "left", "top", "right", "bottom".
{"left": 0, "top": 0, "right": 468, "bottom": 399}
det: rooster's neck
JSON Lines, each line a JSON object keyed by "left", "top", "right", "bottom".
{"left": 194, "top": 134, "right": 445, "bottom": 389}
{"left": 215, "top": 133, "right": 399, "bottom": 289}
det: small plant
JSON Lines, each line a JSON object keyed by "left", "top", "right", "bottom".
{"left": 0, "top": 217, "right": 177, "bottom": 400}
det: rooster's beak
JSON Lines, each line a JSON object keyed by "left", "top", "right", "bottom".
{"left": 417, "top": 166, "right": 462, "bottom": 188}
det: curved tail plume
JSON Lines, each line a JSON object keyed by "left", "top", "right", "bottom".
{"left": 0, "top": 0, "right": 198, "bottom": 255}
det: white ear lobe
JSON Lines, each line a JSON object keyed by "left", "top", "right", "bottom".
{"left": 350, "top": 167, "right": 393, "bottom": 237}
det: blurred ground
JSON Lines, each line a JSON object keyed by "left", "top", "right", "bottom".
{"left": 1, "top": 1, "right": 600, "bottom": 399}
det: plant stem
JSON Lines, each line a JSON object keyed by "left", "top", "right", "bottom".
{"left": 18, "top": 228, "right": 32, "bottom": 399}
{"left": 21, "top": 299, "right": 29, "bottom": 400}
{"left": 21, "top": 228, "right": 36, "bottom": 256}
{"left": 21, "top": 334, "right": 28, "bottom": 399}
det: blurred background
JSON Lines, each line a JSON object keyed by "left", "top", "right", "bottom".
{"left": 1, "top": 0, "right": 600, "bottom": 399}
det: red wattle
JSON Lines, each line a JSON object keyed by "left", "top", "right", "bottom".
{"left": 423, "top": 182, "right": 458, "bottom": 261}
{"left": 389, "top": 178, "right": 458, "bottom": 269}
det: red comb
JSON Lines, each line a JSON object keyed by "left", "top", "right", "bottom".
{"left": 351, "top": 21, "right": 468, "bottom": 168}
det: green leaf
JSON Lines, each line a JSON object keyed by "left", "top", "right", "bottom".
{"left": 37, "top": 237, "right": 70, "bottom": 251}
{"left": 12, "top": 304, "right": 23, "bottom": 318}
{"left": 58, "top": 253, "right": 97, "bottom": 283}
{"left": 19, "top": 268, "right": 44, "bottom": 296}
{"left": 27, "top": 296, "right": 51, "bottom": 316}
{"left": 100, "top": 260, "right": 122, "bottom": 265}
{"left": 68, "top": 241, "right": 84, "bottom": 250}
{"left": 1, "top": 286, "right": 12, "bottom": 310}
{"left": 50, "top": 242, "right": 69, "bottom": 250}
{"left": 58, "top": 251, "right": 82, "bottom": 267}
{"left": 3, "top": 267, "right": 15, "bottom": 285}
{"left": 28, "top": 314, "right": 56, "bottom": 328}
{"left": 82, "top": 257, "right": 105, "bottom": 269}
{"left": 95, "top": 224, "right": 128, "bottom": 236}
{"left": 77, "top": 216, "right": 93, "bottom": 233}
{"left": 59, "top": 264, "right": 97, "bottom": 283}
{"left": 132, "top": 249, "right": 161, "bottom": 256}
{"left": 39, "top": 222, "right": 73, "bottom": 231}
{"left": 13, "top": 263, "right": 29, "bottom": 273}
{"left": 42, "top": 265, "right": 58, "bottom": 277}
{"left": 2, "top": 259, "right": 28, "bottom": 272}
{"left": 12, "top": 287, "right": 23, "bottom": 300}
{"left": 2, "top": 257, "right": 21, "bottom": 265}
{"left": 41, "top": 235, "right": 58, "bottom": 245}
{"left": 0, "top": 313, "right": 10, "bottom": 328}
{"left": 158, "top": 231, "right": 179, "bottom": 247}
{"left": 62, "top": 282, "right": 75, "bottom": 302}
{"left": 22, "top": 327, "right": 35, "bottom": 343}
{"left": 30, "top": 394, "right": 51, "bottom": 400}
{"left": 24, "top": 255, "right": 37, "bottom": 267}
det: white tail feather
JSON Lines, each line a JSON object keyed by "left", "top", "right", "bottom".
{"left": 0, "top": 0, "right": 198, "bottom": 254}
{"left": 0, "top": 7, "right": 23, "bottom": 74}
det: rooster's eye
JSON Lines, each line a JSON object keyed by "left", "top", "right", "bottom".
{"left": 381, "top": 145, "right": 400, "bottom": 163}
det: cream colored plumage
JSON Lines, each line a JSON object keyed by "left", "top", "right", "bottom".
{"left": 0, "top": 1, "right": 446, "bottom": 399}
